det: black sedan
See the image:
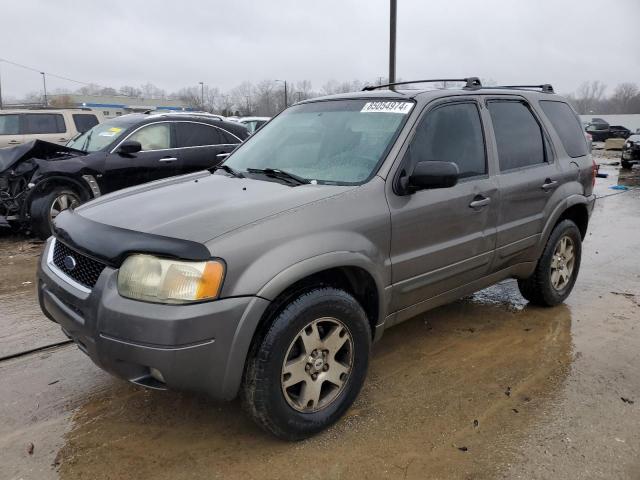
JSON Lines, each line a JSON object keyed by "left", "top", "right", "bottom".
{"left": 0, "top": 113, "right": 249, "bottom": 238}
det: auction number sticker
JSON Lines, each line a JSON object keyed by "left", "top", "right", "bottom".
{"left": 361, "top": 101, "right": 413, "bottom": 114}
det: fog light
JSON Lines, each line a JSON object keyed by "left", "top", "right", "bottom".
{"left": 150, "top": 367, "right": 165, "bottom": 383}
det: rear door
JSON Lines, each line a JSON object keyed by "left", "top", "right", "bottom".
{"left": 174, "top": 121, "right": 239, "bottom": 172}
{"left": 484, "top": 97, "right": 562, "bottom": 270}
{"left": 388, "top": 98, "right": 498, "bottom": 313}
{"left": 0, "top": 113, "right": 23, "bottom": 148}
{"left": 23, "top": 113, "right": 70, "bottom": 144}
{"left": 103, "top": 122, "right": 181, "bottom": 192}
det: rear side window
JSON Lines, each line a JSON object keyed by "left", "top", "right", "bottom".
{"left": 219, "top": 129, "right": 240, "bottom": 144}
{"left": 24, "top": 113, "right": 66, "bottom": 134}
{"left": 175, "top": 122, "right": 222, "bottom": 147}
{"left": 0, "top": 115, "right": 20, "bottom": 135}
{"left": 539, "top": 101, "right": 588, "bottom": 158}
{"left": 410, "top": 102, "right": 486, "bottom": 178}
{"left": 487, "top": 101, "right": 545, "bottom": 171}
{"left": 72, "top": 114, "right": 99, "bottom": 133}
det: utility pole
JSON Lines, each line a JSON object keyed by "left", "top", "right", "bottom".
{"left": 275, "top": 79, "right": 288, "bottom": 111}
{"left": 389, "top": 0, "right": 397, "bottom": 91}
{"left": 245, "top": 95, "right": 250, "bottom": 115}
{"left": 199, "top": 82, "right": 204, "bottom": 109}
{"left": 0, "top": 62, "right": 3, "bottom": 110}
{"left": 41, "top": 72, "right": 48, "bottom": 106}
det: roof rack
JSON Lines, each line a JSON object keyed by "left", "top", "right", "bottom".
{"left": 362, "top": 77, "right": 482, "bottom": 91}
{"left": 483, "top": 84, "right": 555, "bottom": 93}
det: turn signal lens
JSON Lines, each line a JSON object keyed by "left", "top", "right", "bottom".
{"left": 117, "top": 255, "right": 225, "bottom": 304}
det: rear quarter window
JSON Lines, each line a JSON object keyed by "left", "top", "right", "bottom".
{"left": 0, "top": 114, "right": 20, "bottom": 135}
{"left": 539, "top": 101, "right": 588, "bottom": 158}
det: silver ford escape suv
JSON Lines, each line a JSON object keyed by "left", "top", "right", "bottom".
{"left": 37, "top": 78, "right": 596, "bottom": 440}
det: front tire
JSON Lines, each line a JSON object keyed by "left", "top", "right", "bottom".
{"left": 30, "top": 186, "right": 81, "bottom": 240}
{"left": 241, "top": 288, "right": 371, "bottom": 440}
{"left": 518, "top": 220, "right": 582, "bottom": 307}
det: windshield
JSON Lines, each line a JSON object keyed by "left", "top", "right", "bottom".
{"left": 224, "top": 99, "right": 413, "bottom": 184}
{"left": 67, "top": 117, "right": 137, "bottom": 152}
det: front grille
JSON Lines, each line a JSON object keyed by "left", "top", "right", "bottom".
{"left": 52, "top": 240, "right": 106, "bottom": 289}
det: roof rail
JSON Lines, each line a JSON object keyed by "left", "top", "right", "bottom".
{"left": 362, "top": 77, "right": 482, "bottom": 91}
{"left": 484, "top": 84, "right": 555, "bottom": 93}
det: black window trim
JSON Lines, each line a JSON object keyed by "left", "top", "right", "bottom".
{"left": 393, "top": 97, "right": 489, "bottom": 194}
{"left": 484, "top": 96, "right": 555, "bottom": 174}
{"left": 111, "top": 120, "right": 242, "bottom": 153}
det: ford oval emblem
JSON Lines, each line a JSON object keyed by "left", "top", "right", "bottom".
{"left": 63, "top": 255, "right": 77, "bottom": 271}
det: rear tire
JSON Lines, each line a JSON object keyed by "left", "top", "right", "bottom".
{"left": 241, "top": 287, "right": 371, "bottom": 440}
{"left": 518, "top": 220, "right": 582, "bottom": 307}
{"left": 30, "top": 186, "right": 81, "bottom": 240}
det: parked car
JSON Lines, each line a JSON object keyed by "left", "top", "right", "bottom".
{"left": 237, "top": 116, "right": 271, "bottom": 134}
{"left": 0, "top": 108, "right": 104, "bottom": 148}
{"left": 584, "top": 121, "right": 631, "bottom": 141}
{"left": 37, "top": 78, "right": 595, "bottom": 440}
{"left": 0, "top": 112, "right": 248, "bottom": 238}
{"left": 621, "top": 134, "right": 640, "bottom": 169}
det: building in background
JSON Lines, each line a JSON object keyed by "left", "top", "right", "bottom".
{"left": 48, "top": 94, "right": 192, "bottom": 118}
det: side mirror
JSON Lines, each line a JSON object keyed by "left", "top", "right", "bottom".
{"left": 403, "top": 161, "right": 459, "bottom": 193}
{"left": 117, "top": 140, "right": 142, "bottom": 155}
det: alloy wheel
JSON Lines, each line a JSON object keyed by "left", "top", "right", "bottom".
{"left": 550, "top": 235, "right": 575, "bottom": 291}
{"left": 281, "top": 317, "right": 354, "bottom": 413}
{"left": 49, "top": 193, "right": 80, "bottom": 222}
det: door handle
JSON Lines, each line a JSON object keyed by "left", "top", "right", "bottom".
{"left": 469, "top": 196, "right": 491, "bottom": 209}
{"left": 216, "top": 153, "right": 231, "bottom": 158}
{"left": 159, "top": 157, "right": 178, "bottom": 162}
{"left": 58, "top": 138, "right": 67, "bottom": 142}
{"left": 8, "top": 140, "right": 20, "bottom": 145}
{"left": 541, "top": 179, "right": 558, "bottom": 191}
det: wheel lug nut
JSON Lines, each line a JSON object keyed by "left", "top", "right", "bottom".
{"left": 323, "top": 364, "right": 329, "bottom": 371}
{"left": 312, "top": 373, "right": 318, "bottom": 380}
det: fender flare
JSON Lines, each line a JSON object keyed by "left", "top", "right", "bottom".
{"left": 257, "top": 251, "right": 388, "bottom": 327}
{"left": 538, "top": 194, "right": 592, "bottom": 254}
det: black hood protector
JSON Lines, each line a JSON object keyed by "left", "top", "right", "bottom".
{"left": 0, "top": 140, "right": 85, "bottom": 172}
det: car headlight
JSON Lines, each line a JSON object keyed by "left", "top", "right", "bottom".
{"left": 117, "top": 254, "right": 225, "bottom": 304}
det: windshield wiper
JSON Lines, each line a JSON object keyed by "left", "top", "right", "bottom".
{"left": 246, "top": 168, "right": 310, "bottom": 185}
{"left": 212, "top": 164, "right": 245, "bottom": 178}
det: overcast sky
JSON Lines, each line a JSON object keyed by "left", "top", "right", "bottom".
{"left": 1, "top": 0, "right": 638, "bottom": 99}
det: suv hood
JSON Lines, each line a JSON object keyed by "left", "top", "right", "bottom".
{"left": 77, "top": 171, "right": 354, "bottom": 244}
{"left": 0, "top": 140, "right": 84, "bottom": 172}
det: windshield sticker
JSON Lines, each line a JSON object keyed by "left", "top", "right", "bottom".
{"left": 99, "top": 132, "right": 117, "bottom": 137}
{"left": 108, "top": 127, "right": 122, "bottom": 133}
{"left": 361, "top": 101, "right": 413, "bottom": 114}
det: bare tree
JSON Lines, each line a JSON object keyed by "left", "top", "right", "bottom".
{"left": 610, "top": 83, "right": 639, "bottom": 114}
{"left": 573, "top": 81, "right": 607, "bottom": 114}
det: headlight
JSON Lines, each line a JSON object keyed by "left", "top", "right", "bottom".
{"left": 117, "top": 254, "right": 225, "bottom": 304}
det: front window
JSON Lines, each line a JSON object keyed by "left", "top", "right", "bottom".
{"left": 127, "top": 123, "right": 171, "bottom": 151}
{"left": 225, "top": 99, "right": 413, "bottom": 184}
{"left": 67, "top": 117, "right": 137, "bottom": 152}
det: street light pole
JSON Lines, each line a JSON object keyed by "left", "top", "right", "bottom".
{"left": 41, "top": 72, "right": 48, "bottom": 106}
{"left": 389, "top": 0, "right": 397, "bottom": 91}
{"left": 0, "top": 62, "right": 3, "bottom": 110}
{"left": 199, "top": 82, "right": 204, "bottom": 109}
{"left": 275, "top": 79, "right": 288, "bottom": 111}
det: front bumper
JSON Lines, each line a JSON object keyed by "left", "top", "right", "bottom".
{"left": 37, "top": 239, "right": 269, "bottom": 400}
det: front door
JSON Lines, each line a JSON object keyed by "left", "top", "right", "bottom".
{"left": 103, "top": 122, "right": 182, "bottom": 193}
{"left": 387, "top": 99, "right": 498, "bottom": 314}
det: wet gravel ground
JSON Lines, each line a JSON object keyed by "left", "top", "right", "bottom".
{"left": 0, "top": 155, "right": 638, "bottom": 479}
